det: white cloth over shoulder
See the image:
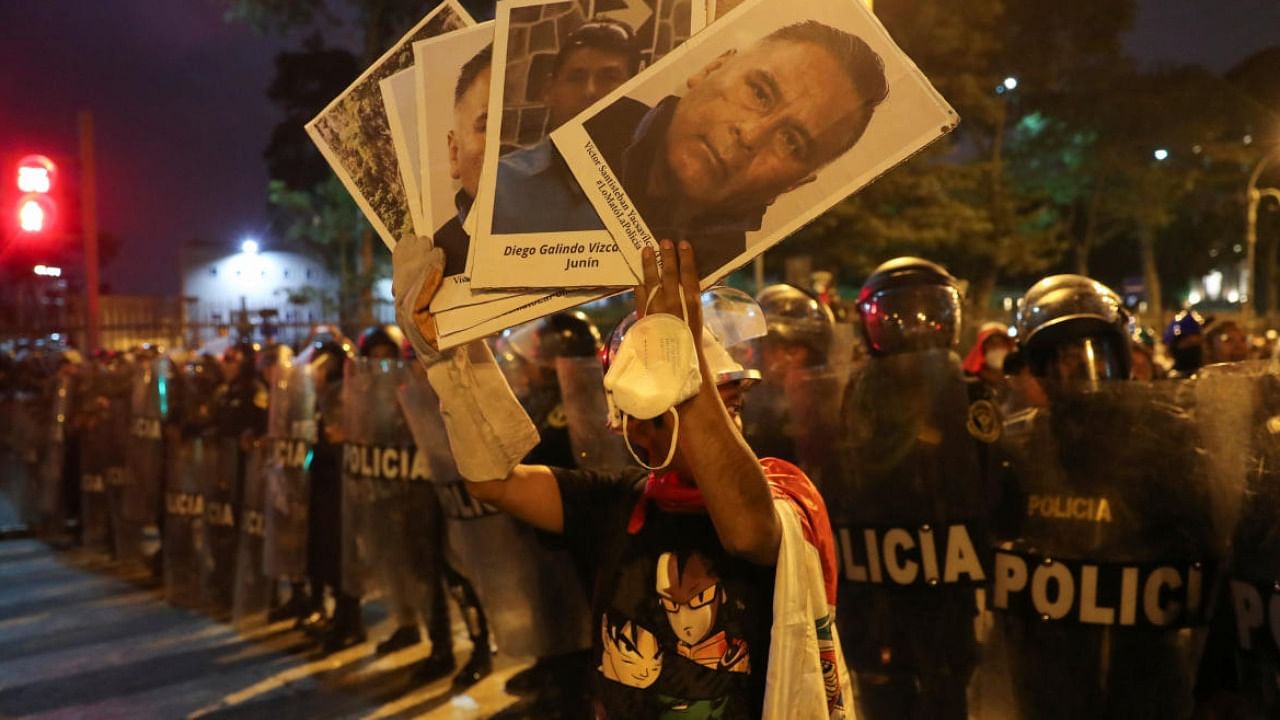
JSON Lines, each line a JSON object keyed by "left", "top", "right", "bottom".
{"left": 764, "top": 498, "right": 856, "bottom": 720}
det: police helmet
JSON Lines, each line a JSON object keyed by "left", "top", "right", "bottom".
{"left": 856, "top": 257, "right": 962, "bottom": 356}
{"left": 756, "top": 284, "right": 834, "bottom": 366}
{"left": 309, "top": 339, "right": 352, "bottom": 385}
{"left": 1162, "top": 310, "right": 1204, "bottom": 348}
{"left": 357, "top": 324, "right": 407, "bottom": 360}
{"left": 1016, "top": 274, "right": 1131, "bottom": 382}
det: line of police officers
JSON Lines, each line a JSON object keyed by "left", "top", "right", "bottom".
{"left": 3, "top": 257, "right": 1280, "bottom": 718}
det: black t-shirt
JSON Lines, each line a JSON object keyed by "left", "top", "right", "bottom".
{"left": 556, "top": 467, "right": 776, "bottom": 719}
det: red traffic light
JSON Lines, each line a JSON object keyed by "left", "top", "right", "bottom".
{"left": 18, "top": 195, "right": 55, "bottom": 233}
{"left": 12, "top": 155, "right": 59, "bottom": 236}
{"left": 16, "top": 155, "right": 56, "bottom": 194}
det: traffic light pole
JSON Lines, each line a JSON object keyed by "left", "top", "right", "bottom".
{"left": 79, "top": 111, "right": 101, "bottom": 352}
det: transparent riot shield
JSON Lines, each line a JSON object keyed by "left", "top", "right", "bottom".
{"left": 233, "top": 443, "right": 271, "bottom": 625}
{"left": 399, "top": 369, "right": 592, "bottom": 659}
{"left": 35, "top": 374, "right": 72, "bottom": 533}
{"left": 103, "top": 371, "right": 137, "bottom": 564}
{"left": 122, "top": 358, "right": 170, "bottom": 562}
{"left": 553, "top": 357, "right": 630, "bottom": 472}
{"left": 78, "top": 367, "right": 118, "bottom": 553}
{"left": 201, "top": 436, "right": 241, "bottom": 617}
{"left": 742, "top": 361, "right": 851, "bottom": 492}
{"left": 831, "top": 350, "right": 996, "bottom": 720}
{"left": 263, "top": 361, "right": 315, "bottom": 581}
{"left": 1194, "top": 361, "right": 1280, "bottom": 717}
{"left": 975, "top": 377, "right": 1243, "bottom": 720}
{"left": 340, "top": 359, "right": 437, "bottom": 629}
{"left": 164, "top": 434, "right": 208, "bottom": 610}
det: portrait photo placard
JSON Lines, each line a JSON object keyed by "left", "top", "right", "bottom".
{"left": 306, "top": 0, "right": 474, "bottom": 251}
{"left": 552, "top": 0, "right": 959, "bottom": 286}
{"left": 380, "top": 66, "right": 427, "bottom": 236}
{"left": 413, "top": 22, "right": 524, "bottom": 313}
{"left": 467, "top": 0, "right": 699, "bottom": 290}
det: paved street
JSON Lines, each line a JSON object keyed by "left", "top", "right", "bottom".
{"left": 0, "top": 538, "right": 535, "bottom": 719}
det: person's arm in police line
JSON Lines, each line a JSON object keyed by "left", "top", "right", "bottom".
{"left": 391, "top": 234, "right": 565, "bottom": 534}
{"left": 647, "top": 241, "right": 781, "bottom": 566}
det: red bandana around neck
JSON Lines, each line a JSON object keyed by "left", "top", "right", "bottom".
{"left": 627, "top": 470, "right": 706, "bottom": 534}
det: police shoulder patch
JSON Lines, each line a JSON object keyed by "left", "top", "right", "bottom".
{"left": 546, "top": 403, "right": 568, "bottom": 429}
{"left": 966, "top": 399, "right": 1002, "bottom": 443}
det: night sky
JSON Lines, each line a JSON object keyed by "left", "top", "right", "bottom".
{"left": 0, "top": 0, "right": 1277, "bottom": 296}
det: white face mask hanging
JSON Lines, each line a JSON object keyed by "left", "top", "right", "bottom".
{"left": 603, "top": 287, "right": 703, "bottom": 471}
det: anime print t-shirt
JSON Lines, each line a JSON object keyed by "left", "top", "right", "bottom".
{"left": 556, "top": 467, "right": 777, "bottom": 720}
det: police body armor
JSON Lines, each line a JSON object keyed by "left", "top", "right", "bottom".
{"left": 833, "top": 350, "right": 995, "bottom": 720}
{"left": 984, "top": 379, "right": 1237, "bottom": 720}
{"left": 121, "top": 358, "right": 170, "bottom": 565}
{"left": 232, "top": 443, "right": 271, "bottom": 624}
{"left": 263, "top": 360, "right": 316, "bottom": 582}
{"left": 400, "top": 373, "right": 592, "bottom": 659}
{"left": 1195, "top": 362, "right": 1280, "bottom": 718}
{"left": 340, "top": 359, "right": 438, "bottom": 623}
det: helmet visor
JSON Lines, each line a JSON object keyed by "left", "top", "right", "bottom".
{"left": 1036, "top": 336, "right": 1128, "bottom": 384}
{"left": 858, "top": 285, "right": 962, "bottom": 355}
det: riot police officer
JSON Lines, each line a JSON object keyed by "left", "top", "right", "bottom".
{"left": 1163, "top": 309, "right": 1206, "bottom": 378}
{"left": 990, "top": 275, "right": 1230, "bottom": 719}
{"left": 490, "top": 312, "right": 602, "bottom": 717}
{"left": 201, "top": 341, "right": 268, "bottom": 617}
{"left": 301, "top": 338, "right": 366, "bottom": 653}
{"left": 836, "top": 257, "right": 997, "bottom": 720}
{"left": 742, "top": 284, "right": 836, "bottom": 469}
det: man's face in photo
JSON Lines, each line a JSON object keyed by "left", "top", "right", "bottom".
{"left": 546, "top": 46, "right": 634, "bottom": 130}
{"left": 665, "top": 38, "right": 868, "bottom": 213}
{"left": 449, "top": 66, "right": 490, "bottom": 199}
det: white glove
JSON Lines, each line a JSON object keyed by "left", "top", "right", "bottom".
{"left": 392, "top": 235, "right": 539, "bottom": 482}
{"left": 427, "top": 340, "right": 540, "bottom": 482}
{"left": 392, "top": 234, "right": 445, "bottom": 362}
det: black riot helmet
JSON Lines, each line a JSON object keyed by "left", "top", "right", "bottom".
{"left": 856, "top": 257, "right": 962, "bottom": 356}
{"left": 1016, "top": 274, "right": 1131, "bottom": 383}
{"left": 757, "top": 284, "right": 834, "bottom": 366}
{"left": 309, "top": 339, "right": 352, "bottom": 385}
{"left": 503, "top": 311, "right": 602, "bottom": 368}
{"left": 357, "top": 324, "right": 407, "bottom": 360}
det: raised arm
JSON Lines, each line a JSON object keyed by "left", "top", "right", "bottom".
{"left": 642, "top": 241, "right": 781, "bottom": 565}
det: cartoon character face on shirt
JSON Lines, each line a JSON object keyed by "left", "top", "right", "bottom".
{"left": 600, "top": 614, "right": 664, "bottom": 688}
{"left": 656, "top": 551, "right": 724, "bottom": 646}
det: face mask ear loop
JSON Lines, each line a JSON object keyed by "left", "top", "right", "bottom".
{"left": 622, "top": 409, "right": 681, "bottom": 472}
{"left": 642, "top": 285, "right": 690, "bottom": 323}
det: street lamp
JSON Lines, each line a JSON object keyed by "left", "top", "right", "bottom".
{"left": 240, "top": 238, "right": 260, "bottom": 255}
{"left": 1153, "top": 148, "right": 1170, "bottom": 162}
{"left": 1244, "top": 147, "right": 1280, "bottom": 324}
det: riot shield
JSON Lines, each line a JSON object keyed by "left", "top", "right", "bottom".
{"left": 1194, "top": 361, "right": 1280, "bottom": 717}
{"left": 553, "top": 357, "right": 630, "bottom": 472}
{"left": 103, "top": 366, "right": 138, "bottom": 564}
{"left": 78, "top": 366, "right": 119, "bottom": 553}
{"left": 263, "top": 361, "right": 316, "bottom": 581}
{"left": 831, "top": 350, "right": 996, "bottom": 720}
{"left": 35, "top": 374, "right": 72, "bottom": 533}
{"left": 233, "top": 443, "right": 271, "bottom": 625}
{"left": 742, "top": 362, "right": 851, "bottom": 491}
{"left": 340, "top": 359, "right": 437, "bottom": 629}
{"left": 399, "top": 370, "right": 593, "bottom": 659}
{"left": 976, "top": 377, "right": 1242, "bottom": 720}
{"left": 164, "top": 434, "right": 208, "bottom": 610}
{"left": 122, "top": 358, "right": 170, "bottom": 549}
{"left": 201, "top": 436, "right": 241, "bottom": 617}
